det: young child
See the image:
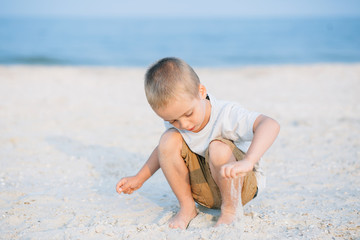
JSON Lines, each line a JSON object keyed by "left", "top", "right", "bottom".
{"left": 116, "top": 57, "right": 280, "bottom": 229}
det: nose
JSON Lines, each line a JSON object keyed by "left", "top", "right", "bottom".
{"left": 179, "top": 119, "right": 191, "bottom": 130}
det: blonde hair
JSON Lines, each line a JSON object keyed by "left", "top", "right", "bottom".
{"left": 145, "top": 57, "right": 200, "bottom": 110}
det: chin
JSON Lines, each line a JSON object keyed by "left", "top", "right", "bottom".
{"left": 191, "top": 126, "right": 201, "bottom": 133}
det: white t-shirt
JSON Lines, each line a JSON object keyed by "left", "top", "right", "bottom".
{"left": 164, "top": 94, "right": 266, "bottom": 193}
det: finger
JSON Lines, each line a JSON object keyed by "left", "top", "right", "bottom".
{"left": 225, "top": 166, "right": 232, "bottom": 178}
{"left": 124, "top": 188, "right": 134, "bottom": 194}
{"left": 235, "top": 171, "right": 247, "bottom": 178}
{"left": 230, "top": 168, "right": 237, "bottom": 179}
{"left": 124, "top": 188, "right": 132, "bottom": 194}
{"left": 116, "top": 182, "right": 124, "bottom": 194}
{"left": 220, "top": 166, "right": 227, "bottom": 178}
{"left": 222, "top": 165, "right": 230, "bottom": 178}
{"left": 116, "top": 179, "right": 128, "bottom": 194}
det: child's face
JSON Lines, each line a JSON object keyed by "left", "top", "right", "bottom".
{"left": 154, "top": 84, "right": 210, "bottom": 133}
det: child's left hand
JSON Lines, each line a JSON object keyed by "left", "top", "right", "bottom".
{"left": 220, "top": 159, "right": 254, "bottom": 179}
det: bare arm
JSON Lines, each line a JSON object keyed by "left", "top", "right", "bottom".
{"left": 221, "top": 114, "right": 280, "bottom": 178}
{"left": 136, "top": 146, "right": 160, "bottom": 183}
{"left": 246, "top": 114, "right": 280, "bottom": 166}
{"left": 116, "top": 146, "right": 160, "bottom": 194}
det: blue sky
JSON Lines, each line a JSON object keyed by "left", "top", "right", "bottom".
{"left": 1, "top": 0, "right": 360, "bottom": 18}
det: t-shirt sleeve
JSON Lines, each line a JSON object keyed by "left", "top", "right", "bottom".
{"left": 164, "top": 121, "right": 175, "bottom": 130}
{"left": 221, "top": 103, "right": 261, "bottom": 142}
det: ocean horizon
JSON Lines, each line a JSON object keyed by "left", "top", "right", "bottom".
{"left": 0, "top": 16, "right": 359, "bottom": 67}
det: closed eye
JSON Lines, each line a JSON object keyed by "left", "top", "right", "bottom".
{"left": 185, "top": 112, "right": 193, "bottom": 117}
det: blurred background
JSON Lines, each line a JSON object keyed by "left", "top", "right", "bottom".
{"left": 0, "top": 0, "right": 359, "bottom": 67}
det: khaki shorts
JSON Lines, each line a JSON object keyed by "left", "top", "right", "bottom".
{"left": 181, "top": 138, "right": 258, "bottom": 209}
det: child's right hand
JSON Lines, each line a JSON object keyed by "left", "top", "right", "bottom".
{"left": 220, "top": 159, "right": 254, "bottom": 179}
{"left": 116, "top": 175, "right": 143, "bottom": 194}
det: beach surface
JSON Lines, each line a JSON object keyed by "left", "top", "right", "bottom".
{"left": 0, "top": 64, "right": 359, "bottom": 239}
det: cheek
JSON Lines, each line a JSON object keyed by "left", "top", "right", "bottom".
{"left": 194, "top": 108, "right": 204, "bottom": 123}
{"left": 171, "top": 122, "right": 180, "bottom": 128}
{"left": 199, "top": 103, "right": 206, "bottom": 119}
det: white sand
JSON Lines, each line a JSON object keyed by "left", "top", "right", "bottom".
{"left": 0, "top": 64, "right": 359, "bottom": 239}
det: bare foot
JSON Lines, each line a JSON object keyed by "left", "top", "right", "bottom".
{"left": 168, "top": 207, "right": 198, "bottom": 229}
{"left": 215, "top": 210, "right": 237, "bottom": 227}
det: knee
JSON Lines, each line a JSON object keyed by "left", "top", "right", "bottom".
{"left": 208, "top": 140, "right": 233, "bottom": 167}
{"left": 158, "top": 129, "right": 183, "bottom": 157}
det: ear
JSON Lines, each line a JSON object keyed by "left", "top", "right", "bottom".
{"left": 198, "top": 84, "right": 207, "bottom": 99}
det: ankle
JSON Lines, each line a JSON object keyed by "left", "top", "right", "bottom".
{"left": 178, "top": 204, "right": 197, "bottom": 215}
{"left": 221, "top": 204, "right": 237, "bottom": 215}
{"left": 179, "top": 199, "right": 196, "bottom": 210}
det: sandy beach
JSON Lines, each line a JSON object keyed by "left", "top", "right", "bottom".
{"left": 0, "top": 64, "right": 359, "bottom": 239}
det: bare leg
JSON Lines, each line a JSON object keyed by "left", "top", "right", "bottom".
{"left": 208, "top": 140, "right": 244, "bottom": 227}
{"left": 158, "top": 130, "right": 198, "bottom": 229}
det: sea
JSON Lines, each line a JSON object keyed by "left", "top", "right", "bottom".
{"left": 0, "top": 17, "right": 359, "bottom": 67}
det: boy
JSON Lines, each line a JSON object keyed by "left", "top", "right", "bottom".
{"left": 116, "top": 57, "right": 280, "bottom": 229}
